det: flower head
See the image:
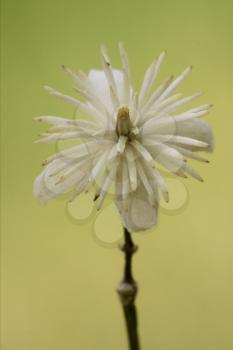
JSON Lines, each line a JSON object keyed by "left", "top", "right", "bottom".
{"left": 33, "top": 44, "right": 213, "bottom": 232}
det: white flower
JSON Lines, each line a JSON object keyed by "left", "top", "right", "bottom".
{"left": 33, "top": 44, "right": 213, "bottom": 232}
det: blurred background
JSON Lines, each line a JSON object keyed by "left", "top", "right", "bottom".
{"left": 1, "top": 0, "right": 233, "bottom": 349}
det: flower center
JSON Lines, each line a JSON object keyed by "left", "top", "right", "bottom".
{"left": 116, "top": 107, "right": 133, "bottom": 137}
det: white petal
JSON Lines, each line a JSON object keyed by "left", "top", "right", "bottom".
{"left": 167, "top": 145, "right": 209, "bottom": 162}
{"left": 33, "top": 171, "right": 58, "bottom": 203}
{"left": 183, "top": 163, "right": 204, "bottom": 182}
{"left": 141, "top": 76, "right": 173, "bottom": 115}
{"left": 105, "top": 145, "right": 120, "bottom": 173}
{"left": 144, "top": 93, "right": 182, "bottom": 121}
{"left": 48, "top": 125, "right": 80, "bottom": 133}
{"left": 95, "top": 160, "right": 119, "bottom": 210}
{"left": 89, "top": 149, "right": 111, "bottom": 182}
{"left": 119, "top": 42, "right": 131, "bottom": 105}
{"left": 100, "top": 45, "right": 121, "bottom": 105}
{"left": 44, "top": 158, "right": 91, "bottom": 194}
{"left": 118, "top": 42, "right": 130, "bottom": 80}
{"left": 115, "top": 185, "right": 158, "bottom": 232}
{"left": 148, "top": 143, "right": 185, "bottom": 173}
{"left": 116, "top": 136, "right": 127, "bottom": 153}
{"left": 34, "top": 116, "right": 74, "bottom": 125}
{"left": 149, "top": 135, "right": 208, "bottom": 148}
{"left": 69, "top": 176, "right": 89, "bottom": 202}
{"left": 138, "top": 51, "right": 166, "bottom": 106}
{"left": 33, "top": 157, "right": 91, "bottom": 203}
{"left": 35, "top": 131, "right": 84, "bottom": 143}
{"left": 136, "top": 161, "right": 156, "bottom": 205}
{"left": 129, "top": 92, "right": 140, "bottom": 124}
{"left": 109, "top": 85, "right": 120, "bottom": 111}
{"left": 62, "top": 65, "right": 89, "bottom": 90}
{"left": 100, "top": 46, "right": 117, "bottom": 87}
{"left": 122, "top": 159, "right": 130, "bottom": 206}
{"left": 44, "top": 86, "right": 105, "bottom": 123}
{"left": 141, "top": 115, "right": 177, "bottom": 136}
{"left": 88, "top": 69, "right": 125, "bottom": 112}
{"left": 170, "top": 105, "right": 212, "bottom": 123}
{"left": 141, "top": 104, "right": 212, "bottom": 136}
{"left": 130, "top": 140, "right": 153, "bottom": 162}
{"left": 175, "top": 119, "right": 214, "bottom": 152}
{"left": 152, "top": 166, "right": 169, "bottom": 202}
{"left": 141, "top": 159, "right": 168, "bottom": 202}
{"left": 73, "top": 87, "right": 109, "bottom": 120}
{"left": 156, "top": 66, "right": 192, "bottom": 104}
{"left": 162, "top": 92, "right": 202, "bottom": 114}
{"left": 43, "top": 139, "right": 111, "bottom": 165}
{"left": 125, "top": 147, "right": 137, "bottom": 191}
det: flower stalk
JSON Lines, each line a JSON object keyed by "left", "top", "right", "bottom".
{"left": 117, "top": 228, "right": 140, "bottom": 350}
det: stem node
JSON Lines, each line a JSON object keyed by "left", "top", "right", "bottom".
{"left": 117, "top": 227, "right": 141, "bottom": 350}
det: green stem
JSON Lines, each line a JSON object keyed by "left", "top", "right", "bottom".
{"left": 117, "top": 228, "right": 141, "bottom": 350}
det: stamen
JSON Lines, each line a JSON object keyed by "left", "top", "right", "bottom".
{"left": 116, "top": 107, "right": 133, "bottom": 137}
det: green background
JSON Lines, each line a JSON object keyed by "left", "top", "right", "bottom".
{"left": 1, "top": 0, "right": 233, "bottom": 349}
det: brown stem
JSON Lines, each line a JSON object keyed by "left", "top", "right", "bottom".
{"left": 117, "top": 227, "right": 141, "bottom": 350}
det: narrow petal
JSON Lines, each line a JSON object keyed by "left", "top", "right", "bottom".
{"left": 118, "top": 42, "right": 130, "bottom": 80}
{"left": 150, "top": 135, "right": 208, "bottom": 148}
{"left": 73, "top": 87, "right": 109, "bottom": 119}
{"left": 171, "top": 105, "right": 212, "bottom": 122}
{"left": 183, "top": 163, "right": 204, "bottom": 182}
{"left": 155, "top": 93, "right": 183, "bottom": 111}
{"left": 62, "top": 65, "right": 88, "bottom": 90}
{"left": 156, "top": 66, "right": 192, "bottom": 104}
{"left": 122, "top": 159, "right": 130, "bottom": 208}
{"left": 142, "top": 160, "right": 169, "bottom": 202}
{"left": 141, "top": 76, "right": 173, "bottom": 115}
{"left": 43, "top": 140, "right": 107, "bottom": 165}
{"left": 34, "top": 116, "right": 75, "bottom": 125}
{"left": 116, "top": 136, "right": 127, "bottom": 153}
{"left": 33, "top": 171, "right": 58, "bottom": 203}
{"left": 152, "top": 166, "right": 169, "bottom": 202}
{"left": 129, "top": 92, "right": 140, "bottom": 124}
{"left": 148, "top": 143, "right": 185, "bottom": 173}
{"left": 146, "top": 93, "right": 182, "bottom": 119}
{"left": 44, "top": 86, "right": 105, "bottom": 122}
{"left": 130, "top": 139, "right": 153, "bottom": 162}
{"left": 45, "top": 86, "right": 81, "bottom": 107}
{"left": 119, "top": 42, "right": 131, "bottom": 105}
{"left": 35, "top": 122, "right": 107, "bottom": 142}
{"left": 89, "top": 149, "right": 111, "bottom": 182}
{"left": 100, "top": 45, "right": 120, "bottom": 104}
{"left": 125, "top": 147, "right": 138, "bottom": 191}
{"left": 141, "top": 104, "right": 212, "bottom": 135}
{"left": 169, "top": 144, "right": 209, "bottom": 162}
{"left": 162, "top": 92, "right": 202, "bottom": 114}
{"left": 138, "top": 51, "right": 166, "bottom": 106}
{"left": 95, "top": 160, "right": 119, "bottom": 210}
{"left": 109, "top": 85, "right": 120, "bottom": 111}
{"left": 35, "top": 131, "right": 83, "bottom": 143}
{"left": 47, "top": 125, "right": 80, "bottom": 133}
{"left": 136, "top": 161, "right": 156, "bottom": 205}
{"left": 69, "top": 176, "right": 89, "bottom": 202}
{"left": 34, "top": 157, "right": 92, "bottom": 203}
